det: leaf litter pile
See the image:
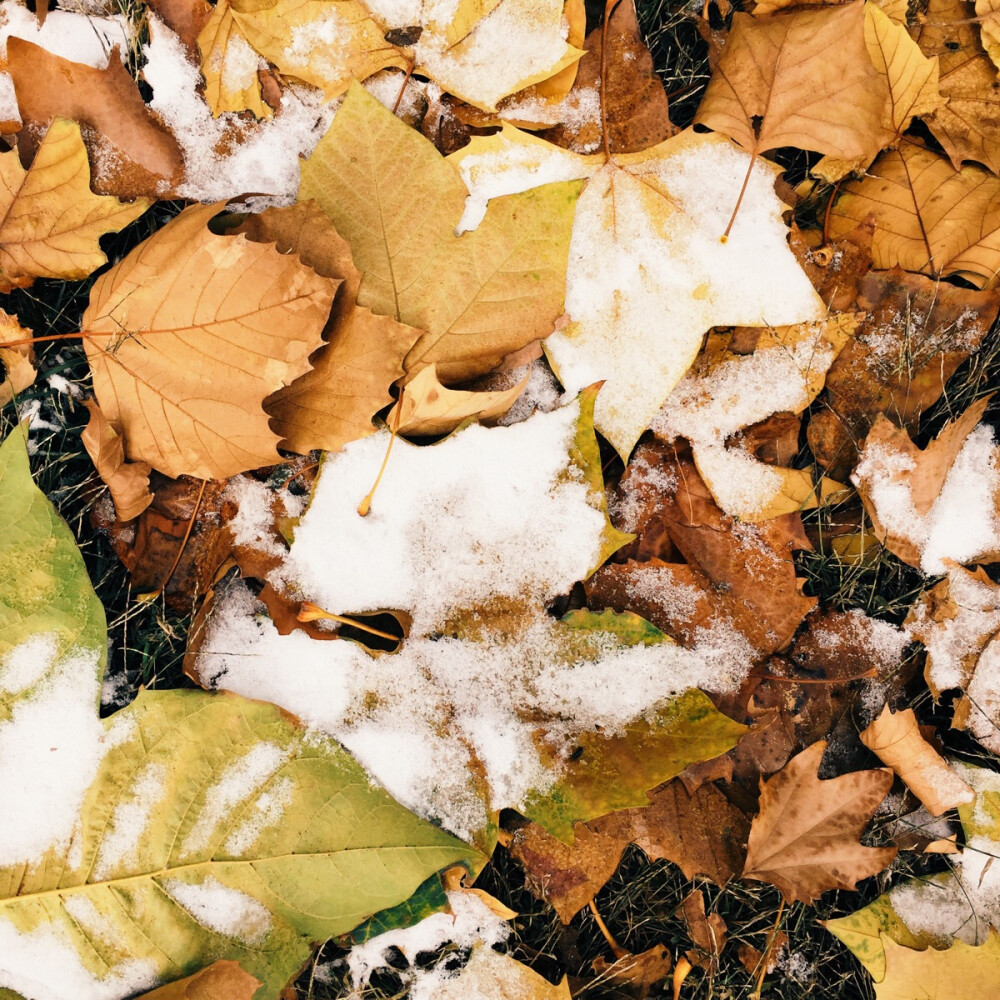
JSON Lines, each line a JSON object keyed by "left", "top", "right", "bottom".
{"left": 8, "top": 0, "right": 1000, "bottom": 996}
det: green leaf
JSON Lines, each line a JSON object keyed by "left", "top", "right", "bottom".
{"left": 348, "top": 870, "right": 450, "bottom": 944}
{"left": 298, "top": 82, "right": 580, "bottom": 382}
{"left": 561, "top": 608, "right": 668, "bottom": 646}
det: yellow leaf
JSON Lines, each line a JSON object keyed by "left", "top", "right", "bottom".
{"left": 829, "top": 141, "right": 1000, "bottom": 288}
{"left": 81, "top": 399, "right": 153, "bottom": 522}
{"left": 694, "top": 2, "right": 886, "bottom": 161}
{"left": 82, "top": 202, "right": 336, "bottom": 480}
{"left": 388, "top": 363, "right": 528, "bottom": 436}
{"left": 0, "top": 117, "right": 150, "bottom": 292}
{"left": 0, "top": 309, "right": 35, "bottom": 406}
{"left": 859, "top": 705, "right": 975, "bottom": 816}
{"left": 876, "top": 932, "right": 1000, "bottom": 999}
{"left": 976, "top": 0, "right": 1000, "bottom": 76}
{"left": 299, "top": 83, "right": 579, "bottom": 383}
{"left": 233, "top": 0, "right": 406, "bottom": 100}
{"left": 197, "top": 0, "right": 272, "bottom": 118}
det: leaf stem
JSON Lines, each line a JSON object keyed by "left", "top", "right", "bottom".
{"left": 297, "top": 602, "right": 400, "bottom": 642}
{"left": 723, "top": 152, "right": 757, "bottom": 241}
{"left": 150, "top": 477, "right": 208, "bottom": 599}
{"left": 357, "top": 386, "right": 404, "bottom": 517}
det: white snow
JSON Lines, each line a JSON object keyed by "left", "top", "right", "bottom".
{"left": 222, "top": 776, "right": 294, "bottom": 856}
{"left": 163, "top": 876, "right": 272, "bottom": 946}
{"left": 62, "top": 896, "right": 127, "bottom": 949}
{"left": 690, "top": 443, "right": 785, "bottom": 520}
{"left": 854, "top": 423, "right": 1000, "bottom": 575}
{"left": 92, "top": 762, "right": 168, "bottom": 880}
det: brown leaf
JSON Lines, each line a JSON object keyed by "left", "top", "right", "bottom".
{"left": 742, "top": 741, "right": 896, "bottom": 903}
{"left": 678, "top": 889, "right": 727, "bottom": 972}
{"left": 808, "top": 269, "right": 1000, "bottom": 478}
{"left": 537, "top": 0, "right": 675, "bottom": 154}
{"left": 852, "top": 397, "right": 997, "bottom": 571}
{"left": 790, "top": 220, "right": 874, "bottom": 314}
{"left": 137, "top": 961, "right": 260, "bottom": 1000}
{"left": 146, "top": 0, "right": 212, "bottom": 53}
{"left": 859, "top": 705, "right": 975, "bottom": 815}
{"left": 81, "top": 399, "right": 153, "bottom": 522}
{"left": 511, "top": 779, "right": 750, "bottom": 923}
{"left": 83, "top": 202, "right": 336, "bottom": 479}
{"left": 828, "top": 140, "right": 1000, "bottom": 288}
{"left": 0, "top": 308, "right": 35, "bottom": 406}
{"left": 913, "top": 0, "right": 1000, "bottom": 174}
{"left": 8, "top": 38, "right": 184, "bottom": 199}
{"left": 590, "top": 944, "right": 673, "bottom": 999}
{"left": 695, "top": 2, "right": 886, "bottom": 161}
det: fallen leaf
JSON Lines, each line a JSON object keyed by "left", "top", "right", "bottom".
{"left": 852, "top": 397, "right": 1000, "bottom": 573}
{"left": 742, "top": 741, "right": 896, "bottom": 903}
{"left": 430, "top": 946, "right": 572, "bottom": 999}
{"left": 231, "top": 201, "right": 423, "bottom": 455}
{"left": 81, "top": 399, "right": 153, "bottom": 522}
{"left": 146, "top": 0, "right": 212, "bottom": 53}
{"left": 859, "top": 705, "right": 975, "bottom": 815}
{"left": 82, "top": 202, "right": 336, "bottom": 479}
{"left": 875, "top": 932, "right": 1000, "bottom": 999}
{"left": 590, "top": 944, "right": 673, "bottom": 998}
{"left": 136, "top": 962, "right": 260, "bottom": 1000}
{"left": 679, "top": 889, "right": 727, "bottom": 972}
{"left": 0, "top": 117, "right": 150, "bottom": 292}
{"left": 7, "top": 38, "right": 184, "bottom": 199}
{"left": 914, "top": 0, "right": 1000, "bottom": 174}
{"left": 790, "top": 219, "right": 874, "bottom": 313}
{"left": 198, "top": 0, "right": 274, "bottom": 118}
{"left": 694, "top": 2, "right": 886, "bottom": 163}
{"left": 828, "top": 139, "right": 1000, "bottom": 288}
{"left": 301, "top": 83, "right": 579, "bottom": 383}
{"left": 0, "top": 308, "right": 34, "bottom": 406}
{"left": 387, "top": 363, "right": 528, "bottom": 436}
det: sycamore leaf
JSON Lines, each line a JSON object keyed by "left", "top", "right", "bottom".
{"left": 828, "top": 141, "right": 1000, "bottom": 288}
{"left": 451, "top": 125, "right": 825, "bottom": 457}
{"left": 0, "top": 309, "right": 35, "bottom": 407}
{"left": 80, "top": 399, "right": 153, "bottom": 522}
{"left": 7, "top": 38, "right": 184, "bottom": 199}
{"left": 231, "top": 0, "right": 406, "bottom": 100}
{"left": 914, "top": 0, "right": 1000, "bottom": 174}
{"left": 231, "top": 201, "right": 423, "bottom": 455}
{"left": 875, "top": 933, "right": 1000, "bottom": 1000}
{"left": 852, "top": 397, "right": 1000, "bottom": 573}
{"left": 82, "top": 202, "right": 336, "bottom": 480}
{"left": 197, "top": 0, "right": 272, "bottom": 118}
{"left": 825, "top": 894, "right": 930, "bottom": 981}
{"left": 859, "top": 705, "right": 974, "bottom": 816}
{"left": 299, "top": 83, "right": 579, "bottom": 383}
{"left": 694, "top": 2, "right": 886, "bottom": 161}
{"left": 0, "top": 117, "right": 150, "bottom": 293}
{"left": 137, "top": 962, "right": 259, "bottom": 1000}
{"left": 387, "top": 363, "right": 528, "bottom": 437}
{"left": 742, "top": 741, "right": 896, "bottom": 903}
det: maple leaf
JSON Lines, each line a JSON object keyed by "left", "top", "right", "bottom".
{"left": 231, "top": 201, "right": 423, "bottom": 455}
{"left": 80, "top": 399, "right": 153, "bottom": 522}
{"left": 875, "top": 933, "right": 1000, "bottom": 1000}
{"left": 300, "top": 83, "right": 579, "bottom": 383}
{"left": 694, "top": 2, "right": 886, "bottom": 163}
{"left": 197, "top": 0, "right": 274, "bottom": 118}
{"left": 828, "top": 140, "right": 1000, "bottom": 288}
{"left": 0, "top": 117, "right": 150, "bottom": 292}
{"left": 82, "top": 202, "right": 336, "bottom": 480}
{"left": 913, "top": 0, "right": 1000, "bottom": 174}
{"left": 451, "top": 126, "right": 825, "bottom": 457}
{"left": 741, "top": 741, "right": 896, "bottom": 903}
{"left": 7, "top": 38, "right": 184, "bottom": 198}
{"left": 859, "top": 705, "right": 974, "bottom": 816}
{"left": 852, "top": 397, "right": 1000, "bottom": 573}
{"left": 137, "top": 962, "right": 259, "bottom": 1000}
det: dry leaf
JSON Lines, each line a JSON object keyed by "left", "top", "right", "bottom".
{"left": 695, "top": 2, "right": 886, "bottom": 162}
{"left": 432, "top": 947, "right": 571, "bottom": 999}
{"left": 300, "top": 83, "right": 578, "bottom": 383}
{"left": 231, "top": 201, "right": 423, "bottom": 455}
{"left": 742, "top": 741, "right": 896, "bottom": 902}
{"left": 387, "top": 363, "right": 528, "bottom": 436}
{"left": 978, "top": 0, "right": 1000, "bottom": 75}
{"left": 0, "top": 308, "right": 35, "bottom": 406}
{"left": 859, "top": 705, "right": 975, "bottom": 816}
{"left": 137, "top": 961, "right": 260, "bottom": 1000}
{"left": 7, "top": 38, "right": 184, "bottom": 199}
{"left": 198, "top": 0, "right": 273, "bottom": 118}
{"left": 0, "top": 116, "right": 150, "bottom": 292}
{"left": 875, "top": 932, "right": 1000, "bottom": 1000}
{"left": 146, "top": 0, "right": 212, "bottom": 53}
{"left": 679, "top": 889, "right": 727, "bottom": 972}
{"left": 590, "top": 944, "right": 673, "bottom": 998}
{"left": 852, "top": 397, "right": 1000, "bottom": 573}
{"left": 828, "top": 140, "right": 1000, "bottom": 288}
{"left": 81, "top": 399, "right": 153, "bottom": 522}
{"left": 790, "top": 219, "right": 874, "bottom": 313}
{"left": 82, "top": 202, "right": 336, "bottom": 479}
{"left": 914, "top": 0, "right": 1000, "bottom": 174}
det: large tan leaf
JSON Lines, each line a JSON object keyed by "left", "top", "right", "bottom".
{"left": 694, "top": 2, "right": 886, "bottom": 161}
{"left": 742, "top": 741, "right": 896, "bottom": 903}
{"left": 81, "top": 399, "right": 153, "bottom": 522}
{"left": 7, "top": 38, "right": 184, "bottom": 199}
{"left": 299, "top": 83, "right": 578, "bottom": 382}
{"left": 82, "top": 202, "right": 336, "bottom": 480}
{"left": 197, "top": 0, "right": 272, "bottom": 118}
{"left": 232, "top": 201, "right": 423, "bottom": 454}
{"left": 0, "top": 117, "right": 150, "bottom": 293}
{"left": 828, "top": 141, "right": 1000, "bottom": 288}
{"left": 914, "top": 0, "right": 1000, "bottom": 174}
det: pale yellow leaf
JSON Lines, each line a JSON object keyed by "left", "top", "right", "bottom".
{"left": 0, "top": 117, "right": 150, "bottom": 292}
{"left": 82, "top": 202, "right": 336, "bottom": 480}
{"left": 876, "top": 932, "right": 1000, "bottom": 999}
{"left": 976, "top": 0, "right": 1000, "bottom": 75}
{"left": 433, "top": 948, "right": 571, "bottom": 999}
{"left": 197, "top": 0, "right": 271, "bottom": 118}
